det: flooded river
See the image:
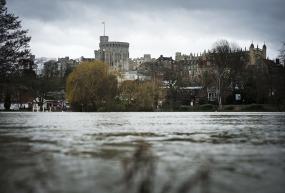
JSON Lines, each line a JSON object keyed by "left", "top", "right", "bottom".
{"left": 0, "top": 112, "right": 284, "bottom": 193}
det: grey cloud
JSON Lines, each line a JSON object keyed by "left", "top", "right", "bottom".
{"left": 8, "top": 0, "right": 64, "bottom": 21}
{"left": 6, "top": 0, "right": 285, "bottom": 58}
{"left": 8, "top": 0, "right": 285, "bottom": 21}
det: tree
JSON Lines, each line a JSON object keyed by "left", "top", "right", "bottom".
{"left": 208, "top": 40, "right": 231, "bottom": 109}
{"left": 119, "top": 80, "right": 138, "bottom": 109}
{"left": 42, "top": 60, "right": 59, "bottom": 79}
{"left": 66, "top": 61, "right": 118, "bottom": 111}
{"left": 119, "top": 80, "right": 161, "bottom": 111}
{"left": 138, "top": 58, "right": 188, "bottom": 109}
{"left": 279, "top": 42, "right": 285, "bottom": 65}
{"left": 0, "top": 0, "right": 31, "bottom": 110}
{"left": 136, "top": 81, "right": 160, "bottom": 111}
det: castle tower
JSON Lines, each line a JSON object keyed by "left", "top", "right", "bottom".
{"left": 249, "top": 43, "right": 255, "bottom": 65}
{"left": 262, "top": 43, "right": 267, "bottom": 59}
{"left": 175, "top": 52, "right": 182, "bottom": 61}
{"left": 100, "top": 36, "right": 109, "bottom": 43}
{"left": 95, "top": 34, "right": 129, "bottom": 72}
{"left": 250, "top": 43, "right": 254, "bottom": 50}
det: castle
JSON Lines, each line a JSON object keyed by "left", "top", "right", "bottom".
{"left": 175, "top": 43, "right": 267, "bottom": 66}
{"left": 172, "top": 43, "right": 269, "bottom": 87}
{"left": 248, "top": 43, "right": 266, "bottom": 65}
{"left": 94, "top": 35, "right": 129, "bottom": 72}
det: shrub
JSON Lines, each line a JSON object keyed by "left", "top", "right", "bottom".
{"left": 199, "top": 104, "right": 216, "bottom": 111}
{"left": 241, "top": 104, "right": 264, "bottom": 111}
{"left": 224, "top": 105, "right": 234, "bottom": 111}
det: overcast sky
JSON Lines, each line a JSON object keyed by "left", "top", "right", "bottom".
{"left": 7, "top": 0, "right": 285, "bottom": 59}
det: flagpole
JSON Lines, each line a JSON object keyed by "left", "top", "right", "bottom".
{"left": 102, "top": 21, "right": 105, "bottom": 36}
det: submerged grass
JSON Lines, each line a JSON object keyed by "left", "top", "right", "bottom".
{"left": 121, "top": 140, "right": 211, "bottom": 193}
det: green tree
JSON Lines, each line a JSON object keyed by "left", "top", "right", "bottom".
{"left": 0, "top": 0, "right": 31, "bottom": 110}
{"left": 119, "top": 80, "right": 161, "bottom": 111}
{"left": 119, "top": 80, "right": 138, "bottom": 109}
{"left": 66, "top": 61, "right": 117, "bottom": 111}
{"left": 136, "top": 81, "right": 160, "bottom": 111}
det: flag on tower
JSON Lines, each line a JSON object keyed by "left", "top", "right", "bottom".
{"left": 102, "top": 21, "right": 106, "bottom": 36}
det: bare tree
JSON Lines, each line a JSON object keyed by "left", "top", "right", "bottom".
{"left": 279, "top": 42, "right": 285, "bottom": 65}
{"left": 209, "top": 40, "right": 232, "bottom": 110}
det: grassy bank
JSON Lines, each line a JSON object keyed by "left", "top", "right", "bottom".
{"left": 222, "top": 104, "right": 284, "bottom": 112}
{"left": 173, "top": 104, "right": 284, "bottom": 112}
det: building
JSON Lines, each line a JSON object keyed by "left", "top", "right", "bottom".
{"left": 248, "top": 43, "right": 267, "bottom": 65}
{"left": 79, "top": 56, "right": 96, "bottom": 63}
{"left": 175, "top": 43, "right": 268, "bottom": 81}
{"left": 129, "top": 54, "right": 154, "bottom": 71}
{"left": 94, "top": 35, "right": 129, "bottom": 72}
{"left": 172, "top": 43, "right": 271, "bottom": 104}
{"left": 175, "top": 52, "right": 203, "bottom": 82}
{"left": 57, "top": 57, "right": 78, "bottom": 78}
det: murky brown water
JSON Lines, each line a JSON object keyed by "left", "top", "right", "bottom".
{"left": 0, "top": 112, "right": 284, "bottom": 193}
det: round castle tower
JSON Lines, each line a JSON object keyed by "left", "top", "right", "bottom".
{"left": 95, "top": 35, "right": 129, "bottom": 72}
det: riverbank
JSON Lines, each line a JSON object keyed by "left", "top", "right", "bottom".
{"left": 177, "top": 104, "right": 285, "bottom": 112}
{"left": 222, "top": 104, "right": 284, "bottom": 112}
{"left": 1, "top": 104, "right": 284, "bottom": 112}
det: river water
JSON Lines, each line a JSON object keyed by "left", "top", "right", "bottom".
{"left": 0, "top": 112, "right": 284, "bottom": 193}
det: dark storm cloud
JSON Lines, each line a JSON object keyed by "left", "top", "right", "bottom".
{"left": 6, "top": 0, "right": 285, "bottom": 58}
{"left": 8, "top": 0, "right": 285, "bottom": 20}
{"left": 7, "top": 0, "right": 64, "bottom": 21}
